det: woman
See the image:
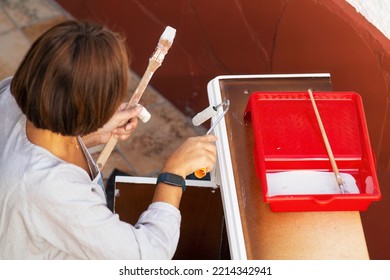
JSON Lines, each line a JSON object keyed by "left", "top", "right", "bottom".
{"left": 0, "top": 20, "right": 217, "bottom": 259}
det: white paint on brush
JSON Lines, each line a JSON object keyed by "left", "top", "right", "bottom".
{"left": 160, "top": 26, "right": 176, "bottom": 43}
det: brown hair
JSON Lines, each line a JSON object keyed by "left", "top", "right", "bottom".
{"left": 11, "top": 20, "right": 129, "bottom": 136}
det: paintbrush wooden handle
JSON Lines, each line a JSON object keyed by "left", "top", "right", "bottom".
{"left": 96, "top": 27, "right": 176, "bottom": 170}
{"left": 96, "top": 136, "right": 117, "bottom": 170}
{"left": 308, "top": 89, "right": 342, "bottom": 185}
{"left": 96, "top": 60, "right": 161, "bottom": 170}
{"left": 125, "top": 59, "right": 161, "bottom": 109}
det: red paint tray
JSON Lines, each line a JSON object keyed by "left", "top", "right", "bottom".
{"left": 244, "top": 91, "right": 381, "bottom": 212}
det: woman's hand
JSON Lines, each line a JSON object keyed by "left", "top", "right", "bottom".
{"left": 161, "top": 135, "right": 218, "bottom": 179}
{"left": 152, "top": 135, "right": 218, "bottom": 208}
{"left": 82, "top": 103, "right": 143, "bottom": 148}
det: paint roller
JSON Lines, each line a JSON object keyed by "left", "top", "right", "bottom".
{"left": 192, "top": 105, "right": 218, "bottom": 126}
{"left": 192, "top": 99, "right": 230, "bottom": 178}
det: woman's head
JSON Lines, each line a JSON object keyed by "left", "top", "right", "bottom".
{"left": 11, "top": 20, "right": 129, "bottom": 136}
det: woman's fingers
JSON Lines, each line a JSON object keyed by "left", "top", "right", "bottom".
{"left": 161, "top": 135, "right": 218, "bottom": 177}
{"left": 114, "top": 104, "right": 143, "bottom": 127}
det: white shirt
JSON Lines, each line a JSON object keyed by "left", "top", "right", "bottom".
{"left": 0, "top": 77, "right": 181, "bottom": 259}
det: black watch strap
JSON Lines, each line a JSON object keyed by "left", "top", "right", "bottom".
{"left": 156, "top": 172, "right": 186, "bottom": 192}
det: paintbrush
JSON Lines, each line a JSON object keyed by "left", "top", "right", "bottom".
{"left": 308, "top": 88, "right": 347, "bottom": 194}
{"left": 96, "top": 26, "right": 176, "bottom": 170}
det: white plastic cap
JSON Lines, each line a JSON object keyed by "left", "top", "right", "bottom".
{"left": 138, "top": 106, "right": 151, "bottom": 123}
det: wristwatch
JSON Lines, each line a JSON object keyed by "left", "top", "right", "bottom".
{"left": 156, "top": 172, "right": 186, "bottom": 192}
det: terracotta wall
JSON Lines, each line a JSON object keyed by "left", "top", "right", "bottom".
{"left": 56, "top": 0, "right": 390, "bottom": 259}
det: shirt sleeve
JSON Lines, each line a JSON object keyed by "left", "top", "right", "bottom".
{"left": 26, "top": 165, "right": 181, "bottom": 259}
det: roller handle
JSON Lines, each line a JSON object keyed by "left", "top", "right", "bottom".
{"left": 194, "top": 168, "right": 208, "bottom": 179}
{"left": 193, "top": 107, "right": 213, "bottom": 178}
{"left": 193, "top": 100, "right": 230, "bottom": 179}
{"left": 192, "top": 106, "right": 216, "bottom": 178}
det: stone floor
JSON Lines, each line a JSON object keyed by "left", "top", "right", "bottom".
{"left": 0, "top": 0, "right": 204, "bottom": 183}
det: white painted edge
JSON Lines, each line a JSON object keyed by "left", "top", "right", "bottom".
{"left": 207, "top": 73, "right": 331, "bottom": 260}
{"left": 210, "top": 73, "right": 330, "bottom": 80}
{"left": 115, "top": 175, "right": 218, "bottom": 189}
{"left": 207, "top": 78, "right": 248, "bottom": 260}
